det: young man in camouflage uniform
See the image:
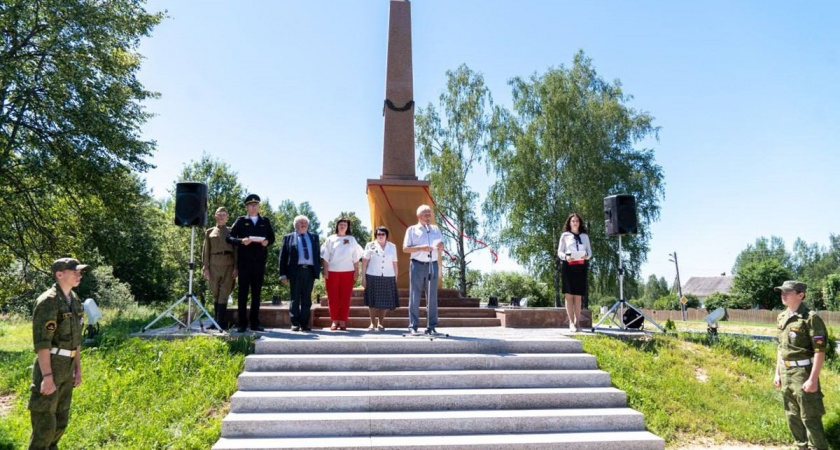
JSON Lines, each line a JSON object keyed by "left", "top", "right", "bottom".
{"left": 28, "top": 257, "right": 88, "bottom": 450}
{"left": 773, "top": 280, "right": 828, "bottom": 450}
{"left": 202, "top": 206, "right": 237, "bottom": 329}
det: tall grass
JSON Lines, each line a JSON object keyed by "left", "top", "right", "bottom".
{"left": 579, "top": 333, "right": 840, "bottom": 449}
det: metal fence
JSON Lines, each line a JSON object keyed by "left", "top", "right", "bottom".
{"left": 640, "top": 308, "right": 840, "bottom": 327}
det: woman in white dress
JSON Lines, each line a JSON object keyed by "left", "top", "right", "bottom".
{"left": 361, "top": 226, "right": 400, "bottom": 330}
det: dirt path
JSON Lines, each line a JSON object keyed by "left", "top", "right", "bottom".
{"left": 0, "top": 393, "right": 14, "bottom": 417}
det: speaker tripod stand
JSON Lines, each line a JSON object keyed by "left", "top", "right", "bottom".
{"left": 592, "top": 235, "right": 665, "bottom": 333}
{"left": 142, "top": 227, "right": 225, "bottom": 334}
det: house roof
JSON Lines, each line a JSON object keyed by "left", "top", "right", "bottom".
{"left": 682, "top": 276, "right": 734, "bottom": 297}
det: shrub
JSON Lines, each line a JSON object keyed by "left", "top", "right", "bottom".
{"left": 652, "top": 294, "right": 700, "bottom": 311}
{"left": 473, "top": 271, "right": 550, "bottom": 307}
{"left": 703, "top": 292, "right": 750, "bottom": 311}
{"left": 77, "top": 265, "right": 135, "bottom": 310}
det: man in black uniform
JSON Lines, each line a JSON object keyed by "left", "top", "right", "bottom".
{"left": 227, "top": 194, "right": 275, "bottom": 332}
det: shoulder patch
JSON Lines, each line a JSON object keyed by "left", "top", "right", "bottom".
{"left": 45, "top": 320, "right": 57, "bottom": 332}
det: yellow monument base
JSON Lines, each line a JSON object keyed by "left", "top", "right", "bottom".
{"left": 366, "top": 179, "right": 443, "bottom": 290}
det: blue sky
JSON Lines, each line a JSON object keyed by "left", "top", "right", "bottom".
{"left": 137, "top": 0, "right": 840, "bottom": 286}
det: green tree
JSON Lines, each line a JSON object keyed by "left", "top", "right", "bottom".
{"left": 641, "top": 275, "right": 670, "bottom": 305}
{"left": 273, "top": 200, "right": 321, "bottom": 235}
{"left": 179, "top": 153, "right": 247, "bottom": 224}
{"left": 822, "top": 273, "right": 840, "bottom": 311}
{"left": 485, "top": 51, "right": 664, "bottom": 307}
{"left": 0, "top": 0, "right": 163, "bottom": 279}
{"left": 731, "top": 259, "right": 792, "bottom": 310}
{"left": 83, "top": 173, "right": 176, "bottom": 303}
{"left": 326, "top": 211, "right": 371, "bottom": 248}
{"left": 731, "top": 236, "right": 791, "bottom": 275}
{"left": 416, "top": 64, "right": 494, "bottom": 297}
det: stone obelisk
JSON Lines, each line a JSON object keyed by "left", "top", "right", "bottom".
{"left": 367, "top": 0, "right": 435, "bottom": 289}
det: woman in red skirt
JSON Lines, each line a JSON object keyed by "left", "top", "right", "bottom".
{"left": 321, "top": 218, "right": 363, "bottom": 330}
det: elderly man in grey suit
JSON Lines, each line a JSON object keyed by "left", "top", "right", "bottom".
{"left": 402, "top": 204, "right": 445, "bottom": 335}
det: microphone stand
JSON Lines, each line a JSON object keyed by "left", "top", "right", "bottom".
{"left": 425, "top": 223, "right": 434, "bottom": 334}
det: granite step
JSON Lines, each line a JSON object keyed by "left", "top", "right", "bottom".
{"left": 318, "top": 297, "right": 481, "bottom": 308}
{"left": 311, "top": 317, "right": 501, "bottom": 328}
{"left": 244, "top": 353, "right": 598, "bottom": 372}
{"left": 220, "top": 408, "right": 646, "bottom": 438}
{"left": 213, "top": 431, "right": 665, "bottom": 450}
{"left": 312, "top": 306, "right": 498, "bottom": 318}
{"left": 254, "top": 338, "right": 583, "bottom": 355}
{"left": 322, "top": 288, "right": 468, "bottom": 299}
{"left": 230, "top": 387, "right": 627, "bottom": 413}
{"left": 237, "top": 369, "right": 612, "bottom": 391}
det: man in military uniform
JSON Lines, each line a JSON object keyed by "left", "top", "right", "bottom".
{"left": 28, "top": 257, "right": 88, "bottom": 450}
{"left": 773, "top": 280, "right": 828, "bottom": 450}
{"left": 227, "top": 194, "right": 275, "bottom": 332}
{"left": 202, "top": 206, "right": 237, "bottom": 330}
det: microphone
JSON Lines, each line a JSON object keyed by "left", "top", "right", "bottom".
{"left": 424, "top": 224, "right": 430, "bottom": 233}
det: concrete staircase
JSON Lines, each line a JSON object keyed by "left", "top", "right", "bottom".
{"left": 213, "top": 337, "right": 664, "bottom": 449}
{"left": 312, "top": 288, "right": 501, "bottom": 329}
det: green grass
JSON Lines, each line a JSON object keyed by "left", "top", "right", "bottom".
{"left": 579, "top": 333, "right": 840, "bottom": 449}
{"left": 673, "top": 318, "right": 840, "bottom": 337}
{"left": 0, "top": 308, "right": 253, "bottom": 449}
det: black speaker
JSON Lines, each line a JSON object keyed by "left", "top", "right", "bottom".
{"left": 604, "top": 194, "right": 637, "bottom": 236}
{"left": 174, "top": 182, "right": 207, "bottom": 227}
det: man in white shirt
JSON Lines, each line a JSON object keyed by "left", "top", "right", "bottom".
{"left": 402, "top": 204, "right": 445, "bottom": 334}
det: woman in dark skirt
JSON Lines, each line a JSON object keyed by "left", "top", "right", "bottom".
{"left": 556, "top": 213, "right": 592, "bottom": 332}
{"left": 361, "top": 226, "right": 400, "bottom": 330}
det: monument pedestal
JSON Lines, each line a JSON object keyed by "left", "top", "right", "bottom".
{"left": 367, "top": 179, "right": 441, "bottom": 289}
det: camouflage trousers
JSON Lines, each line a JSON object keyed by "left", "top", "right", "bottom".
{"left": 28, "top": 354, "right": 75, "bottom": 450}
{"left": 782, "top": 365, "right": 827, "bottom": 450}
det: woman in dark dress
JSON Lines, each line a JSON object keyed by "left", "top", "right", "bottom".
{"left": 361, "top": 226, "right": 400, "bottom": 330}
{"left": 556, "top": 213, "right": 592, "bottom": 332}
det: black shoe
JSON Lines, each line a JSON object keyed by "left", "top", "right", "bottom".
{"left": 301, "top": 326, "right": 312, "bottom": 332}
{"left": 251, "top": 326, "right": 265, "bottom": 332}
{"left": 291, "top": 325, "right": 301, "bottom": 332}
{"left": 237, "top": 327, "right": 248, "bottom": 333}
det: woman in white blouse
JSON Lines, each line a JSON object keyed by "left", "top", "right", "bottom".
{"left": 361, "top": 226, "right": 399, "bottom": 331}
{"left": 556, "top": 213, "right": 592, "bottom": 332}
{"left": 320, "top": 218, "right": 363, "bottom": 331}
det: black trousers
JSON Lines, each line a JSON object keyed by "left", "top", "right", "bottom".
{"left": 237, "top": 260, "right": 266, "bottom": 328}
{"left": 289, "top": 266, "right": 315, "bottom": 327}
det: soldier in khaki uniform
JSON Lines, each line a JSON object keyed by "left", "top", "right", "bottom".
{"left": 28, "top": 257, "right": 88, "bottom": 450}
{"left": 202, "top": 207, "right": 237, "bottom": 330}
{"left": 773, "top": 280, "right": 828, "bottom": 450}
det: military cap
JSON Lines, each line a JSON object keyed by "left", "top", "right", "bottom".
{"left": 774, "top": 280, "right": 807, "bottom": 293}
{"left": 51, "top": 257, "right": 89, "bottom": 273}
{"left": 244, "top": 194, "right": 261, "bottom": 205}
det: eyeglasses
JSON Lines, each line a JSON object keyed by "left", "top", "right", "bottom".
{"left": 376, "top": 233, "right": 386, "bottom": 237}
